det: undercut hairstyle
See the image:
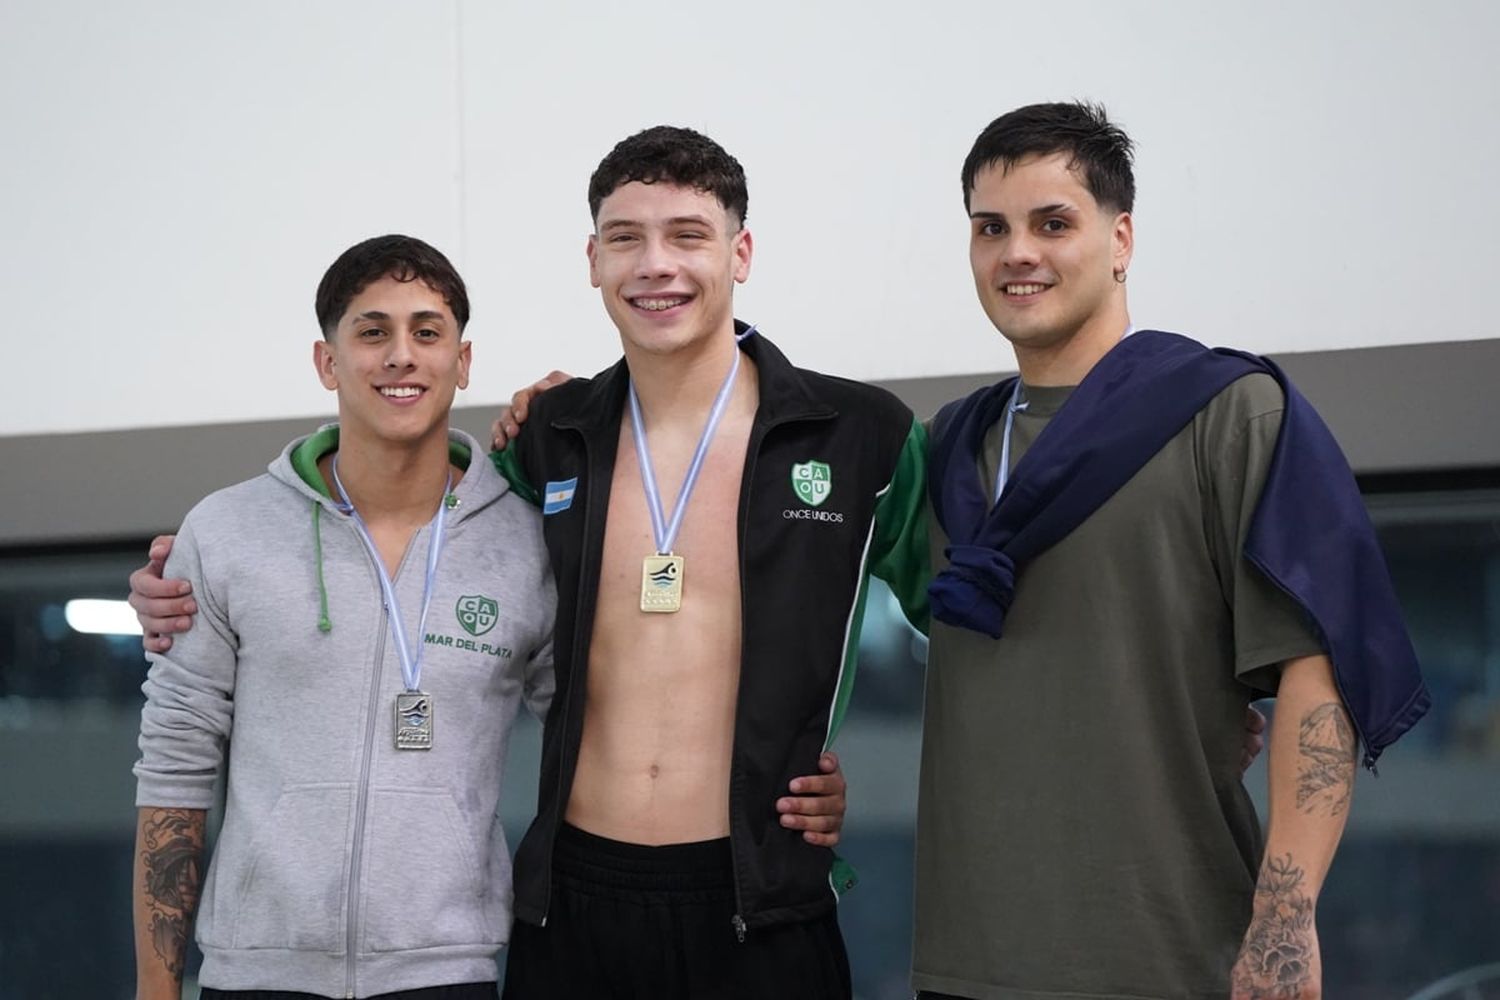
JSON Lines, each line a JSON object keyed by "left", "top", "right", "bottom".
{"left": 961, "top": 101, "right": 1135, "bottom": 216}
{"left": 314, "top": 234, "right": 470, "bottom": 338}
{"left": 587, "top": 125, "right": 749, "bottom": 227}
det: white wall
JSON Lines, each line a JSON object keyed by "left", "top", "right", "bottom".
{"left": 3, "top": 0, "right": 1495, "bottom": 437}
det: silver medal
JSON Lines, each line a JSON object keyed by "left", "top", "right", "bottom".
{"left": 395, "top": 691, "right": 433, "bottom": 750}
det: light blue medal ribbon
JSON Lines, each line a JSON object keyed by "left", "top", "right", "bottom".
{"left": 993, "top": 381, "right": 1029, "bottom": 503}
{"left": 993, "top": 324, "right": 1132, "bottom": 503}
{"left": 629, "top": 329, "right": 754, "bottom": 612}
{"left": 628, "top": 343, "right": 742, "bottom": 558}
{"left": 331, "top": 456, "right": 452, "bottom": 746}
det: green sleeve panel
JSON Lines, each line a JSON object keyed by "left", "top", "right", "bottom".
{"left": 829, "top": 854, "right": 859, "bottom": 899}
{"left": 824, "top": 418, "right": 931, "bottom": 750}
{"left": 489, "top": 444, "right": 541, "bottom": 508}
{"left": 825, "top": 552, "right": 875, "bottom": 750}
{"left": 869, "top": 418, "right": 932, "bottom": 635}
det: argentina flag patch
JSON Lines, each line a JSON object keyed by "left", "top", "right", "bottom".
{"left": 542, "top": 477, "right": 578, "bottom": 515}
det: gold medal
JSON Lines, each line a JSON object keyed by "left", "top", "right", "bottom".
{"left": 628, "top": 344, "right": 740, "bottom": 616}
{"left": 640, "top": 554, "right": 684, "bottom": 613}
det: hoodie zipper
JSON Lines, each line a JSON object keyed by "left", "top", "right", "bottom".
{"left": 344, "top": 534, "right": 416, "bottom": 997}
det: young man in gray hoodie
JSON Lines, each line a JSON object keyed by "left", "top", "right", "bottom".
{"left": 131, "top": 236, "right": 558, "bottom": 1000}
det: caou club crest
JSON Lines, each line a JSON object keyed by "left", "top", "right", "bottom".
{"left": 456, "top": 595, "right": 498, "bottom": 637}
{"left": 791, "top": 461, "right": 833, "bottom": 507}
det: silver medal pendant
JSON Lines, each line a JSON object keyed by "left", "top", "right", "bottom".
{"left": 395, "top": 691, "right": 434, "bottom": 750}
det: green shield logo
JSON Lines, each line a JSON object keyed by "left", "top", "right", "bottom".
{"left": 791, "top": 461, "right": 833, "bottom": 507}
{"left": 456, "top": 595, "right": 498, "bottom": 636}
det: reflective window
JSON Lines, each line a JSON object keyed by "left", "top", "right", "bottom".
{"left": 3, "top": 487, "right": 1498, "bottom": 997}
{"left": 835, "top": 486, "right": 1500, "bottom": 999}
{"left": 0, "top": 545, "right": 153, "bottom": 999}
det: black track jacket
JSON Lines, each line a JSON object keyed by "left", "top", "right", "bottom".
{"left": 491, "top": 326, "right": 930, "bottom": 935}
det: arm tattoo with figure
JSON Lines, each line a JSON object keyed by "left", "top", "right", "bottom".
{"left": 140, "top": 808, "right": 205, "bottom": 977}
{"left": 1232, "top": 853, "right": 1315, "bottom": 997}
{"left": 1294, "top": 702, "right": 1355, "bottom": 816}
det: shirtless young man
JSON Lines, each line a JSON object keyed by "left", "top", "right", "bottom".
{"left": 131, "top": 127, "right": 926, "bottom": 999}
{"left": 487, "top": 126, "right": 927, "bottom": 999}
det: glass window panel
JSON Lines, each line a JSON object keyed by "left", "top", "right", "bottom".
{"left": 4, "top": 486, "right": 1498, "bottom": 997}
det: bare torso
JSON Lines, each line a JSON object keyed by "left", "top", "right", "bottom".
{"left": 564, "top": 368, "right": 758, "bottom": 845}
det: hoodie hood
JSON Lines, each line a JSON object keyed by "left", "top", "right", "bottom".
{"left": 266, "top": 423, "right": 510, "bottom": 632}
{"left": 268, "top": 423, "right": 510, "bottom": 520}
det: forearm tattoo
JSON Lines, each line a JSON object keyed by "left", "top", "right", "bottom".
{"left": 140, "top": 809, "right": 205, "bottom": 978}
{"left": 1294, "top": 702, "right": 1355, "bottom": 816}
{"left": 1233, "top": 853, "right": 1315, "bottom": 997}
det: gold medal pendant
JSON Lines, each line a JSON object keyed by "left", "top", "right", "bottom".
{"left": 640, "top": 554, "right": 685, "bottom": 613}
{"left": 628, "top": 348, "right": 737, "bottom": 617}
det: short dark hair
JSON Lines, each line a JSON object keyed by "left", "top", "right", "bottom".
{"left": 587, "top": 126, "right": 749, "bottom": 226}
{"left": 961, "top": 101, "right": 1135, "bottom": 215}
{"left": 314, "top": 234, "right": 470, "bottom": 338}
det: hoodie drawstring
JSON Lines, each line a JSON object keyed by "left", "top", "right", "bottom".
{"left": 312, "top": 500, "right": 333, "bottom": 633}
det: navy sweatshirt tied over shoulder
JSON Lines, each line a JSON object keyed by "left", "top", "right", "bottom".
{"left": 927, "top": 329, "right": 1430, "bottom": 767}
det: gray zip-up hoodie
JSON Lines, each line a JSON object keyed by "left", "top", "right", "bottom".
{"left": 135, "top": 425, "right": 554, "bottom": 997}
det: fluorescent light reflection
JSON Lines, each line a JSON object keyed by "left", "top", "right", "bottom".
{"left": 64, "top": 599, "right": 144, "bottom": 636}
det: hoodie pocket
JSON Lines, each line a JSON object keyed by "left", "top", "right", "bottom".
{"left": 360, "top": 787, "right": 494, "bottom": 952}
{"left": 229, "top": 783, "right": 354, "bottom": 952}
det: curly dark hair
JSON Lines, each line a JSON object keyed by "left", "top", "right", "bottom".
{"left": 961, "top": 101, "right": 1135, "bottom": 215}
{"left": 314, "top": 234, "right": 470, "bottom": 338}
{"left": 587, "top": 125, "right": 749, "bottom": 226}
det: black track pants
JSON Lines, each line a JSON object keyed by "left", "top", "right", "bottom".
{"left": 502, "top": 823, "right": 850, "bottom": 1000}
{"left": 201, "top": 984, "right": 496, "bottom": 999}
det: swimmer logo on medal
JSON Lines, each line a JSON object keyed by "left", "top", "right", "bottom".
{"left": 640, "top": 554, "right": 685, "bottom": 612}
{"left": 395, "top": 691, "right": 433, "bottom": 750}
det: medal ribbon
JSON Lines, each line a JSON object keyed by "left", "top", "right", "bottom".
{"left": 628, "top": 343, "right": 742, "bottom": 556}
{"left": 992, "top": 382, "right": 1029, "bottom": 503}
{"left": 332, "top": 456, "right": 452, "bottom": 692}
{"left": 992, "top": 325, "right": 1132, "bottom": 503}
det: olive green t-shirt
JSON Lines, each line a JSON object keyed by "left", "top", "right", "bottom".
{"left": 912, "top": 373, "right": 1323, "bottom": 1000}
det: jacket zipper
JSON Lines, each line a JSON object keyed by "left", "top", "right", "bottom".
{"left": 541, "top": 426, "right": 600, "bottom": 927}
{"left": 725, "top": 410, "right": 824, "bottom": 941}
{"left": 344, "top": 536, "right": 415, "bottom": 997}
{"left": 725, "top": 415, "right": 768, "bottom": 942}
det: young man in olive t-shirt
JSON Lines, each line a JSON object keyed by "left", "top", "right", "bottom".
{"left": 913, "top": 102, "right": 1425, "bottom": 999}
